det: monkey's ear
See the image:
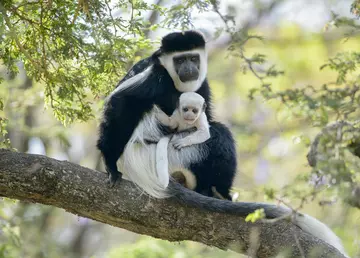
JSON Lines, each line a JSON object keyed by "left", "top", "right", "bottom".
{"left": 202, "top": 102, "right": 207, "bottom": 112}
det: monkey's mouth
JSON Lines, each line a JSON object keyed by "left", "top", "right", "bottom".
{"left": 184, "top": 118, "right": 195, "bottom": 123}
{"left": 179, "top": 75, "right": 198, "bottom": 82}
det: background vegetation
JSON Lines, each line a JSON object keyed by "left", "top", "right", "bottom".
{"left": 1, "top": 0, "right": 360, "bottom": 257}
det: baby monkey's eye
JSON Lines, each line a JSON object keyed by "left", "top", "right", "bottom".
{"left": 193, "top": 108, "right": 198, "bottom": 114}
{"left": 183, "top": 107, "right": 189, "bottom": 112}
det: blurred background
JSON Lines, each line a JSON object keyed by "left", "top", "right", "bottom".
{"left": 1, "top": 0, "right": 360, "bottom": 257}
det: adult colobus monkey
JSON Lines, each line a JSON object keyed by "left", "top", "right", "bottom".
{"left": 98, "top": 30, "right": 236, "bottom": 200}
{"left": 97, "top": 30, "right": 347, "bottom": 256}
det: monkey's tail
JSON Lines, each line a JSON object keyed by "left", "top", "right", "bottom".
{"left": 168, "top": 182, "right": 348, "bottom": 257}
{"left": 156, "top": 137, "right": 170, "bottom": 188}
{"left": 119, "top": 140, "right": 171, "bottom": 199}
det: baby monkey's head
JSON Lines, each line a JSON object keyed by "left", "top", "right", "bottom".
{"left": 178, "top": 92, "right": 206, "bottom": 125}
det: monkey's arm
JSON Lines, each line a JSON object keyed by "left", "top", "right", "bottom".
{"left": 155, "top": 108, "right": 179, "bottom": 129}
{"left": 172, "top": 113, "right": 210, "bottom": 149}
{"left": 97, "top": 61, "right": 161, "bottom": 186}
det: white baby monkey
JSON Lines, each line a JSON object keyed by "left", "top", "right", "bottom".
{"left": 155, "top": 92, "right": 210, "bottom": 149}
{"left": 154, "top": 92, "right": 210, "bottom": 188}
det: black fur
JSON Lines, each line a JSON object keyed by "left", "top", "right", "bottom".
{"left": 189, "top": 121, "right": 237, "bottom": 200}
{"left": 168, "top": 181, "right": 288, "bottom": 219}
{"left": 97, "top": 31, "right": 236, "bottom": 200}
{"left": 160, "top": 30, "right": 206, "bottom": 53}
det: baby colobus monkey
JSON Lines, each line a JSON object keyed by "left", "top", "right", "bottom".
{"left": 154, "top": 92, "right": 210, "bottom": 189}
{"left": 155, "top": 92, "right": 210, "bottom": 149}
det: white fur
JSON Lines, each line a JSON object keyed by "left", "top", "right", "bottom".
{"left": 117, "top": 106, "right": 208, "bottom": 198}
{"left": 155, "top": 137, "right": 197, "bottom": 191}
{"left": 159, "top": 49, "right": 208, "bottom": 92}
{"left": 167, "top": 132, "right": 209, "bottom": 170}
{"left": 172, "top": 112, "right": 210, "bottom": 148}
{"left": 293, "top": 213, "right": 348, "bottom": 257}
{"left": 179, "top": 92, "right": 205, "bottom": 108}
{"left": 155, "top": 92, "right": 210, "bottom": 150}
{"left": 155, "top": 92, "right": 206, "bottom": 130}
{"left": 117, "top": 108, "right": 168, "bottom": 198}
{"left": 108, "top": 65, "right": 153, "bottom": 98}
{"left": 231, "top": 192, "right": 239, "bottom": 202}
{"left": 156, "top": 137, "right": 170, "bottom": 188}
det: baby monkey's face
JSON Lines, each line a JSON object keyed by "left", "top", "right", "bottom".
{"left": 180, "top": 103, "right": 201, "bottom": 124}
{"left": 178, "top": 92, "right": 205, "bottom": 125}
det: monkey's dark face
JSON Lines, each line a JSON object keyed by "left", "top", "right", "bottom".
{"left": 173, "top": 54, "right": 200, "bottom": 82}
{"left": 159, "top": 49, "right": 207, "bottom": 92}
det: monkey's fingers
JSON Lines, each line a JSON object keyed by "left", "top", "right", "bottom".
{"left": 106, "top": 172, "right": 122, "bottom": 188}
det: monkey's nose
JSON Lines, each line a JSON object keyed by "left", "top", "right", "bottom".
{"left": 179, "top": 68, "right": 199, "bottom": 82}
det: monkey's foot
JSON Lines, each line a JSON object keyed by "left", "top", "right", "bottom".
{"left": 106, "top": 172, "right": 122, "bottom": 188}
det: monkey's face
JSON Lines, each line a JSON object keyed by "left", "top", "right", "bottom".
{"left": 173, "top": 54, "right": 200, "bottom": 82}
{"left": 178, "top": 92, "right": 205, "bottom": 124}
{"left": 180, "top": 104, "right": 201, "bottom": 124}
{"left": 159, "top": 49, "right": 208, "bottom": 93}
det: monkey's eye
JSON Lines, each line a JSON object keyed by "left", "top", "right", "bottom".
{"left": 176, "top": 58, "right": 184, "bottom": 64}
{"left": 183, "top": 107, "right": 189, "bottom": 112}
{"left": 193, "top": 108, "right": 198, "bottom": 114}
{"left": 191, "top": 56, "right": 199, "bottom": 62}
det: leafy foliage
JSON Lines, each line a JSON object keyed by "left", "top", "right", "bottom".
{"left": 321, "top": 51, "right": 360, "bottom": 84}
{"left": 163, "top": 0, "right": 212, "bottom": 29}
{"left": 307, "top": 121, "right": 360, "bottom": 205}
{"left": 0, "top": 98, "right": 11, "bottom": 148}
{"left": 0, "top": 0, "right": 219, "bottom": 127}
{"left": 0, "top": 199, "right": 21, "bottom": 258}
{"left": 0, "top": 0, "right": 155, "bottom": 124}
{"left": 351, "top": 0, "right": 360, "bottom": 18}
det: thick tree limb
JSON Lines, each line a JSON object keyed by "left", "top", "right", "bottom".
{"left": 0, "top": 149, "right": 345, "bottom": 257}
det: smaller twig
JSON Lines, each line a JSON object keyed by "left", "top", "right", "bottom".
{"left": 105, "top": 0, "right": 117, "bottom": 36}
{"left": 129, "top": 0, "right": 135, "bottom": 33}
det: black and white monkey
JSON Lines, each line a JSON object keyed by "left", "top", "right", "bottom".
{"left": 98, "top": 30, "right": 235, "bottom": 200}
{"left": 97, "top": 30, "right": 347, "bottom": 256}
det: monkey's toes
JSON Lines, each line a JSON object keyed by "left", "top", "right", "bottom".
{"left": 106, "top": 173, "right": 122, "bottom": 188}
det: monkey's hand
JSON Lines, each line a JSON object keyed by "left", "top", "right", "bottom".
{"left": 105, "top": 166, "right": 123, "bottom": 187}
{"left": 172, "top": 138, "right": 190, "bottom": 150}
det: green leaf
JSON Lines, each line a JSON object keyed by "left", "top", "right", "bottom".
{"left": 245, "top": 209, "right": 265, "bottom": 223}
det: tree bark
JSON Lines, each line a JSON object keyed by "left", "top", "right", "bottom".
{"left": 0, "top": 149, "right": 346, "bottom": 258}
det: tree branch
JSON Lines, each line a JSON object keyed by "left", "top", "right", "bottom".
{"left": 0, "top": 149, "right": 345, "bottom": 257}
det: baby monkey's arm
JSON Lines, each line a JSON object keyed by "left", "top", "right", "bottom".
{"left": 172, "top": 113, "right": 210, "bottom": 149}
{"left": 155, "top": 108, "right": 179, "bottom": 129}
